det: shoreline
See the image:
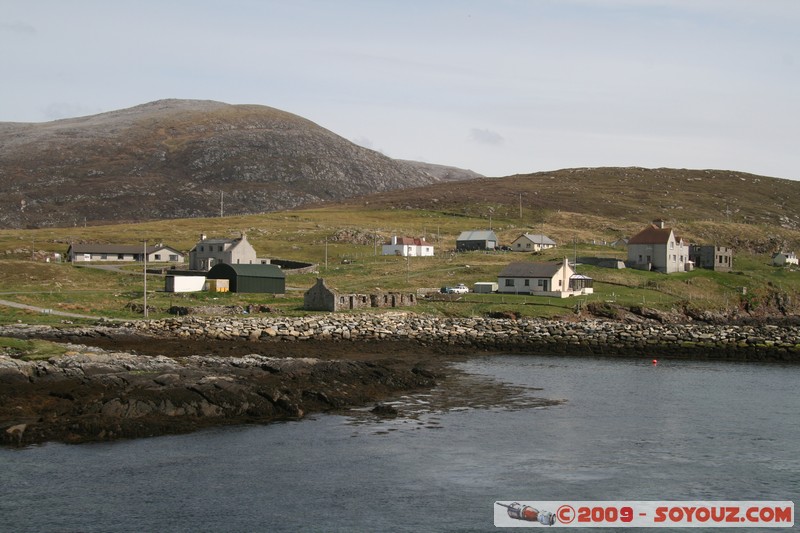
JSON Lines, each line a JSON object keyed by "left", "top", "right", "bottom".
{"left": 2, "top": 314, "right": 799, "bottom": 447}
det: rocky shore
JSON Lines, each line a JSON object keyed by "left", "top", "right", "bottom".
{"left": 123, "top": 313, "right": 800, "bottom": 361}
{"left": 2, "top": 313, "right": 798, "bottom": 447}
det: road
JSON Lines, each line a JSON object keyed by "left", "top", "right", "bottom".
{"left": 0, "top": 298, "right": 102, "bottom": 320}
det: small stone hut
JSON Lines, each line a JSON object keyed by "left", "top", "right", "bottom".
{"left": 303, "top": 278, "right": 416, "bottom": 312}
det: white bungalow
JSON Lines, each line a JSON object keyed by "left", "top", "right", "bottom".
{"left": 67, "top": 243, "right": 184, "bottom": 263}
{"left": 382, "top": 236, "right": 434, "bottom": 257}
{"left": 772, "top": 251, "right": 799, "bottom": 267}
{"left": 511, "top": 233, "right": 557, "bottom": 252}
{"left": 497, "top": 259, "right": 592, "bottom": 298}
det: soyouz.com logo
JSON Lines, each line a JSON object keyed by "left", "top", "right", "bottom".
{"left": 494, "top": 501, "right": 794, "bottom": 527}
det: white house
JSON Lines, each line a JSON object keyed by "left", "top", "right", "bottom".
{"left": 189, "top": 232, "right": 269, "bottom": 270}
{"left": 627, "top": 220, "right": 691, "bottom": 273}
{"left": 67, "top": 243, "right": 184, "bottom": 263}
{"left": 497, "top": 259, "right": 591, "bottom": 297}
{"left": 511, "top": 233, "right": 557, "bottom": 252}
{"left": 772, "top": 251, "right": 799, "bottom": 267}
{"left": 382, "top": 236, "right": 434, "bottom": 257}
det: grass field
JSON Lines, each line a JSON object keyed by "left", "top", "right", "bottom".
{"left": 1, "top": 206, "right": 798, "bottom": 324}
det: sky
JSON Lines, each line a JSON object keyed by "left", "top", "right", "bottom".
{"left": 2, "top": 0, "right": 799, "bottom": 179}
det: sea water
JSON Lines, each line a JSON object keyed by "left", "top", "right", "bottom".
{"left": 1, "top": 355, "right": 797, "bottom": 532}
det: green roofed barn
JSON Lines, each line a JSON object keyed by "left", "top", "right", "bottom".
{"left": 206, "top": 263, "right": 285, "bottom": 294}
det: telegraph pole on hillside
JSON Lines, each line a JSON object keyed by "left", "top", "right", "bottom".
{"left": 142, "top": 240, "right": 148, "bottom": 318}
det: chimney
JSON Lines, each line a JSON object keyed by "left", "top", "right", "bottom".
{"left": 653, "top": 219, "right": 666, "bottom": 229}
{"left": 391, "top": 235, "right": 397, "bottom": 245}
{"left": 200, "top": 233, "right": 207, "bottom": 241}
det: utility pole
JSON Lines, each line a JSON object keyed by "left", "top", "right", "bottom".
{"left": 325, "top": 237, "right": 328, "bottom": 270}
{"left": 142, "top": 240, "right": 148, "bottom": 318}
{"left": 519, "top": 193, "right": 522, "bottom": 221}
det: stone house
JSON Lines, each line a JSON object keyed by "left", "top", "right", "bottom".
{"left": 303, "top": 278, "right": 417, "bottom": 312}
{"left": 627, "top": 220, "right": 691, "bottom": 273}
{"left": 689, "top": 245, "right": 733, "bottom": 272}
{"left": 189, "top": 232, "right": 269, "bottom": 271}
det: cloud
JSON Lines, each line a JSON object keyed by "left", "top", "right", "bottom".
{"left": 469, "top": 128, "right": 504, "bottom": 145}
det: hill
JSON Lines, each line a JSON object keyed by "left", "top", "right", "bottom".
{"left": 0, "top": 99, "right": 479, "bottom": 229}
{"left": 330, "top": 166, "right": 800, "bottom": 251}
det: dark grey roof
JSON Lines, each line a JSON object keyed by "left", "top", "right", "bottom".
{"left": 207, "top": 263, "right": 285, "bottom": 279}
{"left": 456, "top": 230, "right": 497, "bottom": 241}
{"left": 520, "top": 233, "right": 556, "bottom": 245}
{"left": 498, "top": 261, "right": 564, "bottom": 278}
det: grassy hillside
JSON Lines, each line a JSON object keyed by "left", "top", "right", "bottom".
{"left": 330, "top": 167, "right": 800, "bottom": 251}
{"left": 1, "top": 200, "right": 799, "bottom": 323}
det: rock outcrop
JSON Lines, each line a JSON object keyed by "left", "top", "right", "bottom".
{"left": 0, "top": 340, "right": 437, "bottom": 446}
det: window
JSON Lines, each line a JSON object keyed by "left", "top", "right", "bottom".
{"left": 537, "top": 279, "right": 546, "bottom": 287}
{"left": 100, "top": 254, "right": 107, "bottom": 260}
{"left": 504, "top": 279, "right": 514, "bottom": 287}
{"left": 154, "top": 254, "right": 161, "bottom": 260}
{"left": 199, "top": 246, "right": 204, "bottom": 252}
{"left": 118, "top": 254, "right": 124, "bottom": 260}
{"left": 524, "top": 279, "right": 530, "bottom": 286}
{"left": 169, "top": 254, "right": 178, "bottom": 261}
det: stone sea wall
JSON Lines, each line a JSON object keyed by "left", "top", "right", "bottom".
{"left": 118, "top": 314, "right": 800, "bottom": 362}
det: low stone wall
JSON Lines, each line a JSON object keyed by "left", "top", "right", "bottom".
{"left": 115, "top": 314, "right": 800, "bottom": 362}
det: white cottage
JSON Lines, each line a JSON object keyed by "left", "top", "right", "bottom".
{"left": 510, "top": 233, "right": 557, "bottom": 252}
{"left": 67, "top": 243, "right": 184, "bottom": 263}
{"left": 772, "top": 251, "right": 799, "bottom": 266}
{"left": 497, "top": 259, "right": 588, "bottom": 298}
{"left": 382, "top": 236, "right": 434, "bottom": 257}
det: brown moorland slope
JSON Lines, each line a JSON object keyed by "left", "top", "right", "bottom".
{"left": 0, "top": 99, "right": 479, "bottom": 229}
{"left": 332, "top": 166, "right": 800, "bottom": 231}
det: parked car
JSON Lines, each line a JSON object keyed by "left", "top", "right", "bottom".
{"left": 446, "top": 283, "right": 469, "bottom": 294}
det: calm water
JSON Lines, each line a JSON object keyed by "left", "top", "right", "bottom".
{"left": 1, "top": 355, "right": 798, "bottom": 532}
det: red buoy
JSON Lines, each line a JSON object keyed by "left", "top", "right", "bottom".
{"left": 652, "top": 359, "right": 658, "bottom": 365}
